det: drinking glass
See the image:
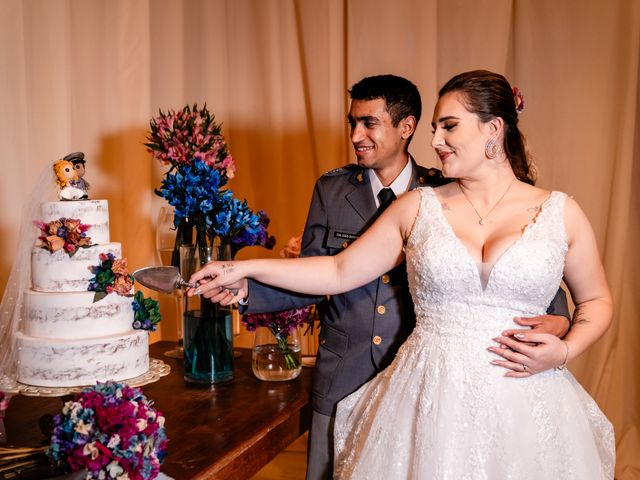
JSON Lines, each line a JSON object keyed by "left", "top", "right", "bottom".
{"left": 156, "top": 206, "right": 184, "bottom": 358}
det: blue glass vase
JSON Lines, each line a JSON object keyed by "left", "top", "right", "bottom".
{"left": 182, "top": 242, "right": 234, "bottom": 384}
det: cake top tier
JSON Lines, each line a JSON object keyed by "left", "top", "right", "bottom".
{"left": 40, "top": 200, "right": 110, "bottom": 244}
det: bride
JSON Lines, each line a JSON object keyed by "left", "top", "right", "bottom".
{"left": 189, "top": 70, "right": 614, "bottom": 479}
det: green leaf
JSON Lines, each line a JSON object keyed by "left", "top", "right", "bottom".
{"left": 93, "top": 291, "right": 107, "bottom": 303}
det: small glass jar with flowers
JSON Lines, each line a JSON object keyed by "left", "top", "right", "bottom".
{"left": 245, "top": 307, "right": 311, "bottom": 381}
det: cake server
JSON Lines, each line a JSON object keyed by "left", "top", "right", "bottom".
{"left": 132, "top": 266, "right": 197, "bottom": 294}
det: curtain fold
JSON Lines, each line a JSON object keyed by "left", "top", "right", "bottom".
{"left": 1, "top": 0, "right": 637, "bottom": 476}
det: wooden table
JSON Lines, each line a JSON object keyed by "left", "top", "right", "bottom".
{"left": 3, "top": 341, "right": 314, "bottom": 479}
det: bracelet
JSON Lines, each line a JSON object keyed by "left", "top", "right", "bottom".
{"left": 555, "top": 341, "right": 570, "bottom": 370}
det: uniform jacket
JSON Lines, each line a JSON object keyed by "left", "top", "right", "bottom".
{"left": 246, "top": 160, "right": 448, "bottom": 416}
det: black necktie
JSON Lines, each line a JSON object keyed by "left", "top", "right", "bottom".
{"left": 377, "top": 188, "right": 396, "bottom": 213}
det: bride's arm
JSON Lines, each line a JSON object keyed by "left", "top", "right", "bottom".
{"left": 188, "top": 189, "right": 422, "bottom": 299}
{"left": 558, "top": 197, "right": 613, "bottom": 359}
{"left": 489, "top": 196, "right": 613, "bottom": 376}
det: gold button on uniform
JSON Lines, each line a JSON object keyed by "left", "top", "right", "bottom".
{"left": 342, "top": 241, "right": 349, "bottom": 249}
{"left": 320, "top": 339, "right": 326, "bottom": 345}
{"left": 372, "top": 336, "right": 382, "bottom": 345}
{"left": 381, "top": 274, "right": 390, "bottom": 284}
{"left": 377, "top": 305, "right": 386, "bottom": 314}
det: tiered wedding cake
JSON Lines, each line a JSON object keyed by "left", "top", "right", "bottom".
{"left": 15, "top": 199, "right": 149, "bottom": 387}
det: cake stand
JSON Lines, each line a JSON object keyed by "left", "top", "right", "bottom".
{"left": 0, "top": 358, "right": 170, "bottom": 397}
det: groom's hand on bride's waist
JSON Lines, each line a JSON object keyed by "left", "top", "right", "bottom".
{"left": 501, "top": 315, "right": 570, "bottom": 343}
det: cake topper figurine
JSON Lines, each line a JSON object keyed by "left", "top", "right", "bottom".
{"left": 53, "top": 152, "right": 89, "bottom": 200}
{"left": 64, "top": 151, "right": 90, "bottom": 193}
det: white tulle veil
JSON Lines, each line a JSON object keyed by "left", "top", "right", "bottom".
{"left": 0, "top": 164, "right": 58, "bottom": 390}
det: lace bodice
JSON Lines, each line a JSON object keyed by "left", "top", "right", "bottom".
{"left": 406, "top": 187, "right": 568, "bottom": 335}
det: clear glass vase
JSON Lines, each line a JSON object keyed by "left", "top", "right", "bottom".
{"left": 182, "top": 241, "right": 234, "bottom": 384}
{"left": 252, "top": 326, "right": 302, "bottom": 381}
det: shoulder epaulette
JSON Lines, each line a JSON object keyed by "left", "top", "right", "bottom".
{"left": 415, "top": 167, "right": 445, "bottom": 185}
{"left": 322, "top": 164, "right": 359, "bottom": 177}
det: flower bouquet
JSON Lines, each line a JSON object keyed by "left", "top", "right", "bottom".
{"left": 47, "top": 382, "right": 167, "bottom": 480}
{"left": 147, "top": 104, "right": 275, "bottom": 383}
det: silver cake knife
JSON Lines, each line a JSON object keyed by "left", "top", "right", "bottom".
{"left": 132, "top": 266, "right": 198, "bottom": 294}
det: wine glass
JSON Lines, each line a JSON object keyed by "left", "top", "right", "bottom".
{"left": 156, "top": 206, "right": 184, "bottom": 359}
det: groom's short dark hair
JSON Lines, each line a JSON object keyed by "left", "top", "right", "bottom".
{"left": 349, "top": 74, "right": 422, "bottom": 127}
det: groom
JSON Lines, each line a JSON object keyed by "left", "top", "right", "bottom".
{"left": 211, "top": 74, "right": 570, "bottom": 479}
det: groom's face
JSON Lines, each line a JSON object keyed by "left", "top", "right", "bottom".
{"left": 348, "top": 98, "right": 407, "bottom": 172}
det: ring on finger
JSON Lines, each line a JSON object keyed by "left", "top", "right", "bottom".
{"left": 521, "top": 364, "right": 528, "bottom": 372}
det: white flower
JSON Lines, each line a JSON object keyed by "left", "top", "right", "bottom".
{"left": 82, "top": 442, "right": 99, "bottom": 460}
{"left": 75, "top": 420, "right": 92, "bottom": 435}
{"left": 157, "top": 415, "right": 165, "bottom": 428}
{"left": 106, "top": 461, "right": 124, "bottom": 478}
{"left": 136, "top": 418, "right": 148, "bottom": 431}
{"left": 107, "top": 434, "right": 121, "bottom": 449}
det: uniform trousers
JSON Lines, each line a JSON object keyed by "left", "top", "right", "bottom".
{"left": 306, "top": 411, "right": 335, "bottom": 480}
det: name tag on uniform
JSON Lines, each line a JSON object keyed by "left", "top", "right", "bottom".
{"left": 334, "top": 231, "right": 359, "bottom": 240}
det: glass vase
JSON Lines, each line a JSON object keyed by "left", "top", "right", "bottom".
{"left": 182, "top": 242, "right": 234, "bottom": 384}
{"left": 158, "top": 212, "right": 194, "bottom": 359}
{"left": 252, "top": 326, "right": 302, "bottom": 381}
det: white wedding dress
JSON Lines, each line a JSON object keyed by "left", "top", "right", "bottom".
{"left": 334, "top": 188, "right": 615, "bottom": 479}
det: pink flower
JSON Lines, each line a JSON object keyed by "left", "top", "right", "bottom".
{"left": 280, "top": 235, "right": 302, "bottom": 258}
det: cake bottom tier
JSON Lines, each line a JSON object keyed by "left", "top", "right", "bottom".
{"left": 15, "top": 330, "right": 149, "bottom": 387}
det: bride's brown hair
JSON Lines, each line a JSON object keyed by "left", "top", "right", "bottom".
{"left": 438, "top": 70, "right": 536, "bottom": 185}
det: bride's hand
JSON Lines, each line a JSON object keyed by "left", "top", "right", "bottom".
{"left": 187, "top": 260, "right": 246, "bottom": 303}
{"left": 487, "top": 332, "right": 568, "bottom": 377}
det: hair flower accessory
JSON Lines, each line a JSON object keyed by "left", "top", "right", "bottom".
{"left": 512, "top": 87, "right": 525, "bottom": 114}
{"left": 47, "top": 381, "right": 168, "bottom": 480}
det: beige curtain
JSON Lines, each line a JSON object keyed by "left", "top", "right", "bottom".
{"left": 1, "top": 0, "right": 638, "bottom": 476}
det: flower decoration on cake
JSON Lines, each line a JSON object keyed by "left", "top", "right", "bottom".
{"left": 35, "top": 218, "right": 94, "bottom": 257}
{"left": 47, "top": 381, "right": 168, "bottom": 480}
{"left": 88, "top": 253, "right": 134, "bottom": 302}
{"left": 132, "top": 291, "right": 161, "bottom": 332}
{"left": 148, "top": 104, "right": 275, "bottom": 258}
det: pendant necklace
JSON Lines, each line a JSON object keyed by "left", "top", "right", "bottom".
{"left": 458, "top": 179, "right": 515, "bottom": 226}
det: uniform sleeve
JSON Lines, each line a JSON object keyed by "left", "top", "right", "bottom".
{"left": 545, "top": 287, "right": 570, "bottom": 320}
{"left": 244, "top": 179, "right": 329, "bottom": 314}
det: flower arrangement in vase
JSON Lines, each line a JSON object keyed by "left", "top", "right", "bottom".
{"left": 146, "top": 104, "right": 275, "bottom": 384}
{"left": 243, "top": 235, "right": 317, "bottom": 381}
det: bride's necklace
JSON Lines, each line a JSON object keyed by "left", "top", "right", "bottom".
{"left": 458, "top": 179, "right": 515, "bottom": 226}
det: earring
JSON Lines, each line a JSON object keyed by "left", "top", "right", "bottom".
{"left": 485, "top": 137, "right": 502, "bottom": 159}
